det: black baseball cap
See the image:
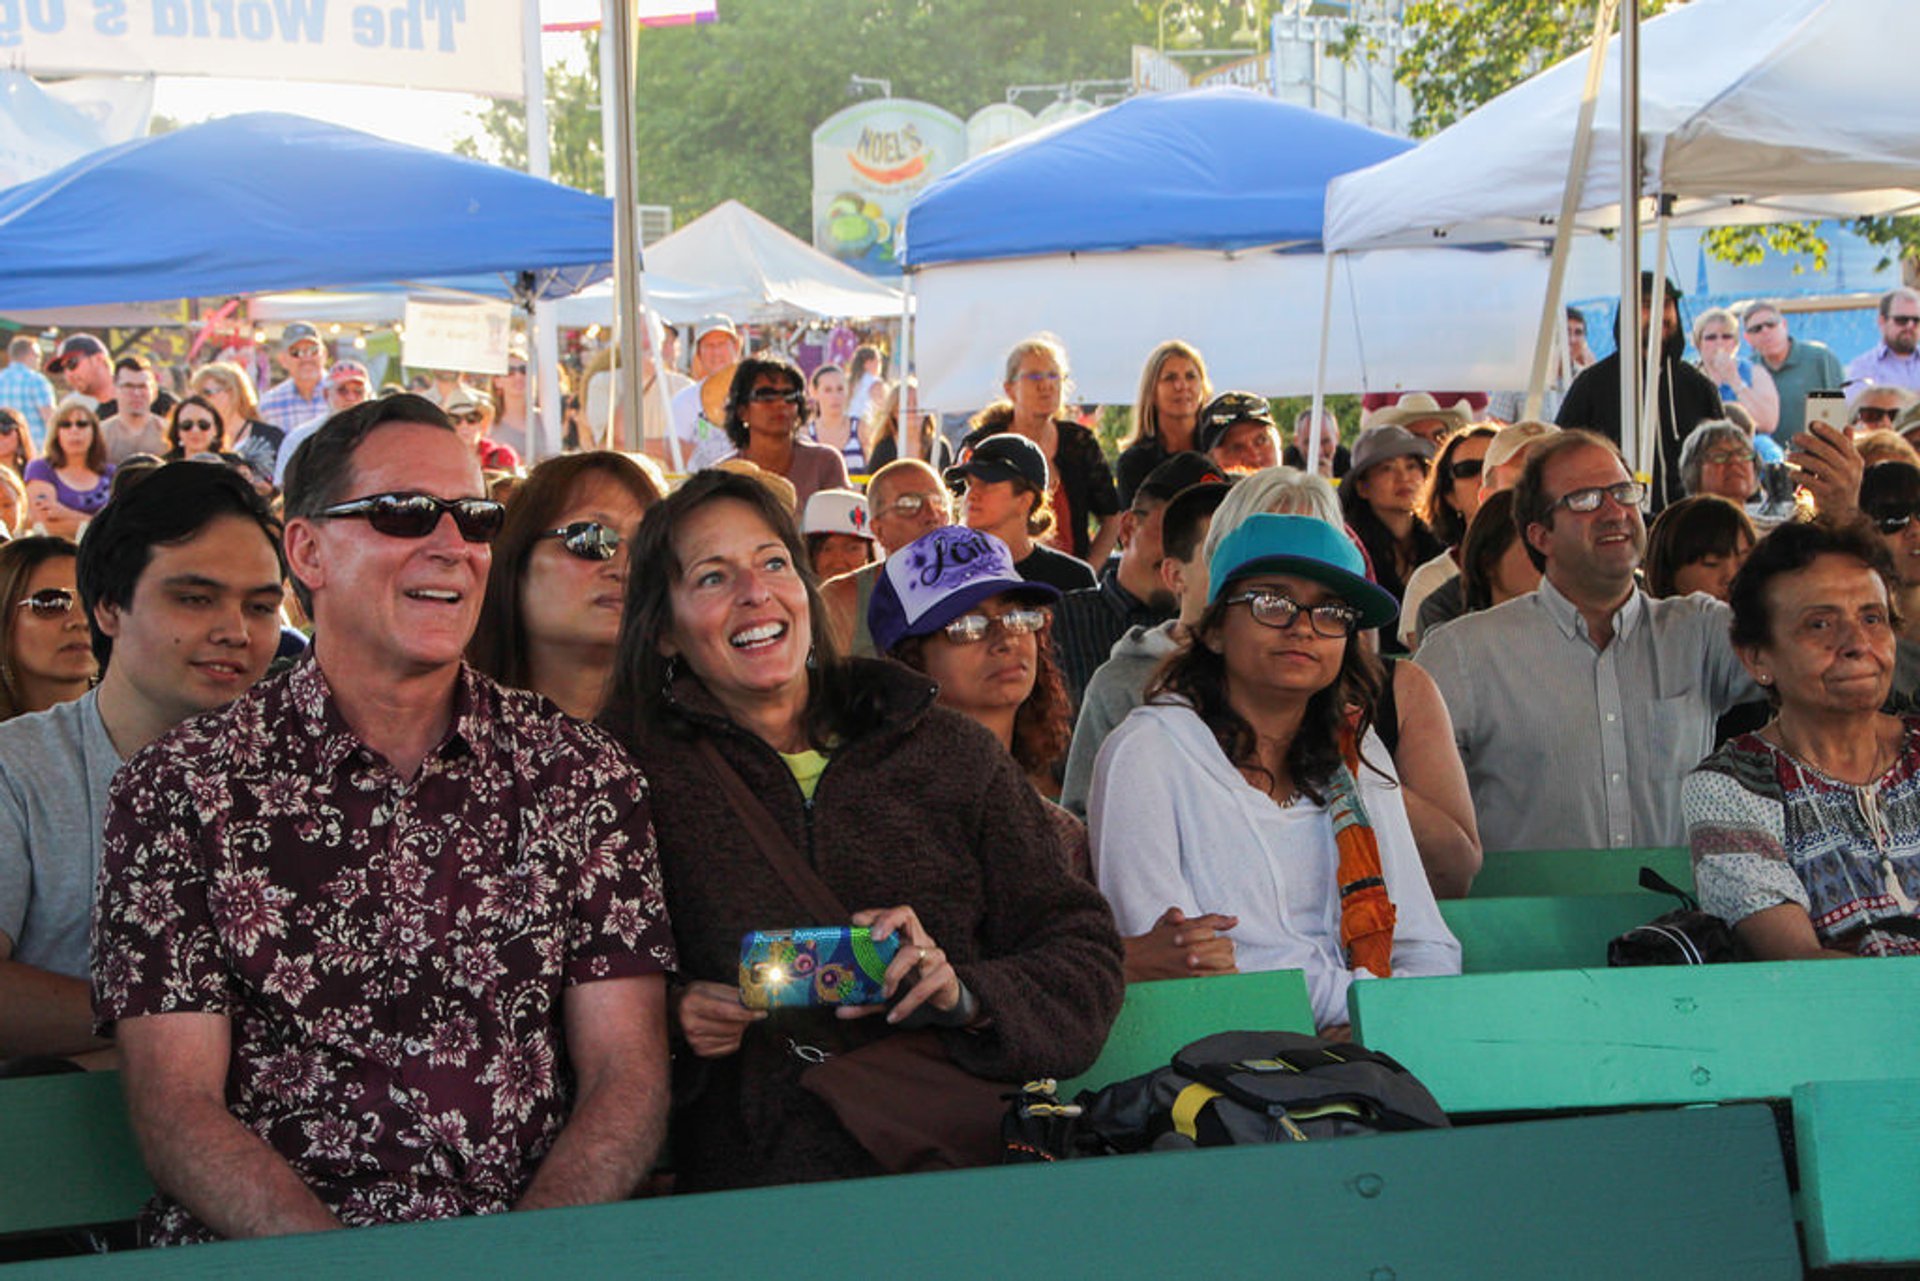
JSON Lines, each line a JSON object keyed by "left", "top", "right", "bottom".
{"left": 45, "top": 333, "right": 107, "bottom": 374}
{"left": 1136, "top": 451, "right": 1228, "bottom": 503}
{"left": 945, "top": 433, "right": 1050, "bottom": 492}
{"left": 1197, "top": 392, "right": 1274, "bottom": 454}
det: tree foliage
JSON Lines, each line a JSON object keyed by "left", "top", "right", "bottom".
{"left": 456, "top": 35, "right": 607, "bottom": 195}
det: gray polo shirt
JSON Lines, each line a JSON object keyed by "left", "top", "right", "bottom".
{"left": 0, "top": 689, "right": 123, "bottom": 978}
{"left": 1415, "top": 579, "right": 1758, "bottom": 853}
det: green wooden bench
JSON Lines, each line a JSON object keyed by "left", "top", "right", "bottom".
{"left": 1348, "top": 956, "right": 1920, "bottom": 1115}
{"left": 1471, "top": 847, "right": 1693, "bottom": 897}
{"left": 1793, "top": 1077, "right": 1920, "bottom": 1269}
{"left": 1056, "top": 968, "right": 1314, "bottom": 1096}
{"left": 0, "top": 1071, "right": 150, "bottom": 1239}
{"left": 1, "top": 1105, "right": 1801, "bottom": 1280}
{"left": 1439, "top": 891, "right": 1665, "bottom": 973}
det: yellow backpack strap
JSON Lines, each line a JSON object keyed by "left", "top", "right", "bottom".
{"left": 1170, "top": 1083, "right": 1222, "bottom": 1141}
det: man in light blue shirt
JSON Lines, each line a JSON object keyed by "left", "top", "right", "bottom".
{"left": 1845, "top": 288, "right": 1920, "bottom": 396}
{"left": 1416, "top": 430, "right": 1760, "bottom": 852}
{"left": 0, "top": 336, "right": 55, "bottom": 445}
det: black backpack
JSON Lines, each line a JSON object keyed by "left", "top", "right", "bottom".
{"left": 1005, "top": 1031, "right": 1449, "bottom": 1163}
{"left": 1607, "top": 867, "right": 1744, "bottom": 966}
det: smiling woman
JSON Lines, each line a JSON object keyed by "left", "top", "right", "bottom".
{"left": 598, "top": 470, "right": 1123, "bottom": 1192}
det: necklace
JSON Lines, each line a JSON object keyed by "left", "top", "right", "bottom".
{"left": 1767, "top": 719, "right": 1896, "bottom": 787}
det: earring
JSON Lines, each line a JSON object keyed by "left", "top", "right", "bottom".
{"left": 660, "top": 654, "right": 680, "bottom": 696}
{"left": 1757, "top": 674, "right": 1771, "bottom": 685}
{"left": 805, "top": 645, "right": 818, "bottom": 671}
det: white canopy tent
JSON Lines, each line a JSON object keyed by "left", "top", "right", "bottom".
{"left": 1324, "top": 0, "right": 1920, "bottom": 254}
{"left": 573, "top": 199, "right": 903, "bottom": 327}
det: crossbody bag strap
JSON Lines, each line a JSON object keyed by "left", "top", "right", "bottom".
{"left": 694, "top": 736, "right": 850, "bottom": 923}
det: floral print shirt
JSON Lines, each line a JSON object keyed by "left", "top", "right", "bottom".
{"left": 91, "top": 657, "right": 675, "bottom": 1244}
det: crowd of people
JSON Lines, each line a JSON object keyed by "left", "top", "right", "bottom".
{"left": 0, "top": 280, "right": 1917, "bottom": 1248}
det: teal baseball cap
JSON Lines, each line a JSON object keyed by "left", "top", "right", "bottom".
{"left": 1207, "top": 513, "right": 1398, "bottom": 631}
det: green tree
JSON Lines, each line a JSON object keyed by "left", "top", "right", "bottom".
{"left": 456, "top": 34, "right": 606, "bottom": 194}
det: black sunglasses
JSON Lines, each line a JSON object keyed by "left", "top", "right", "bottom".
{"left": 16, "top": 587, "right": 76, "bottom": 618}
{"left": 1855, "top": 406, "right": 1900, "bottom": 425}
{"left": 317, "top": 492, "right": 505, "bottom": 543}
{"left": 541, "top": 521, "right": 622, "bottom": 561}
{"left": 1871, "top": 506, "right": 1920, "bottom": 535}
{"left": 1447, "top": 457, "right": 1485, "bottom": 481}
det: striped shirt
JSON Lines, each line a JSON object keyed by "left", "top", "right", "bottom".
{"left": 0, "top": 363, "right": 55, "bottom": 444}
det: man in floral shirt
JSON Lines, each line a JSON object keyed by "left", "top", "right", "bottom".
{"left": 91, "top": 395, "right": 675, "bottom": 1244}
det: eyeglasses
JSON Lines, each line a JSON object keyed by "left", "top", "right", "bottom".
{"left": 941, "top": 607, "right": 1047, "bottom": 644}
{"left": 506, "top": 364, "right": 528, "bottom": 375}
{"left": 1889, "top": 315, "right": 1920, "bottom": 327}
{"left": 316, "top": 492, "right": 505, "bottom": 543}
{"left": 1447, "top": 457, "right": 1485, "bottom": 481}
{"left": 1015, "top": 371, "right": 1061, "bottom": 386}
{"left": 1222, "top": 589, "right": 1360, "bottom": 638}
{"left": 1699, "top": 332, "right": 1737, "bottom": 343}
{"left": 874, "top": 492, "right": 950, "bottom": 520}
{"left": 1551, "top": 480, "right": 1647, "bottom": 513}
{"left": 287, "top": 342, "right": 323, "bottom": 358}
{"left": 449, "top": 409, "right": 485, "bottom": 424}
{"left": 176, "top": 417, "right": 218, "bottom": 433}
{"left": 1702, "top": 448, "right": 1756, "bottom": 466}
{"left": 1855, "top": 406, "right": 1900, "bottom": 425}
{"left": 745, "top": 387, "right": 806, "bottom": 406}
{"left": 0, "top": 423, "right": 17, "bottom": 436}
{"left": 540, "top": 521, "right": 622, "bottom": 561}
{"left": 17, "top": 588, "right": 76, "bottom": 618}
{"left": 1745, "top": 319, "right": 1780, "bottom": 334}
{"left": 55, "top": 416, "right": 92, "bottom": 428}
{"left": 1871, "top": 505, "right": 1920, "bottom": 535}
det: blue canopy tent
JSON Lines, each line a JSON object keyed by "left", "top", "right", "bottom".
{"left": 898, "top": 87, "right": 1552, "bottom": 407}
{"left": 0, "top": 112, "right": 615, "bottom": 310}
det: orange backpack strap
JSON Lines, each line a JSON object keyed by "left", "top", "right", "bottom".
{"left": 1329, "top": 727, "right": 1396, "bottom": 978}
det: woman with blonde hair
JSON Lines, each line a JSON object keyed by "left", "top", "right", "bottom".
{"left": 1115, "top": 340, "right": 1211, "bottom": 506}
{"left": 959, "top": 335, "right": 1121, "bottom": 564}
{"left": 189, "top": 361, "right": 280, "bottom": 493}
{"left": 1693, "top": 306, "right": 1780, "bottom": 436}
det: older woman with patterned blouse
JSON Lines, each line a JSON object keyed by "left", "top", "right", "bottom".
{"left": 1683, "top": 518, "right": 1920, "bottom": 958}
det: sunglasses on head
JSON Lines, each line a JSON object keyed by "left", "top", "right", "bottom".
{"left": 941, "top": 607, "right": 1048, "bottom": 644}
{"left": 17, "top": 587, "right": 76, "bottom": 618}
{"left": 541, "top": 521, "right": 622, "bottom": 561}
{"left": 317, "top": 492, "right": 504, "bottom": 543}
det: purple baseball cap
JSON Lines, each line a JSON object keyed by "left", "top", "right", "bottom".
{"left": 867, "top": 526, "right": 1059, "bottom": 654}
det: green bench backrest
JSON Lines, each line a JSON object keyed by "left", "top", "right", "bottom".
{"left": 1471, "top": 847, "right": 1693, "bottom": 897}
{"left": 2, "top": 1106, "right": 1800, "bottom": 1281}
{"left": 1793, "top": 1077, "right": 1920, "bottom": 1269}
{"left": 1349, "top": 956, "right": 1920, "bottom": 1114}
{"left": 1440, "top": 892, "right": 1665, "bottom": 973}
{"left": 1056, "top": 968, "right": 1314, "bottom": 1096}
{"left": 0, "top": 1071, "right": 151, "bottom": 1238}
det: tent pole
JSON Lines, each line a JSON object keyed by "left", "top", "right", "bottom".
{"left": 607, "top": 0, "right": 644, "bottom": 455}
{"left": 1619, "top": 0, "right": 1642, "bottom": 484}
{"left": 1641, "top": 203, "right": 1670, "bottom": 491}
{"left": 521, "top": 0, "right": 561, "bottom": 464}
{"left": 637, "top": 276, "right": 684, "bottom": 472}
{"left": 1525, "top": 0, "right": 1619, "bottom": 422}
{"left": 896, "top": 273, "right": 915, "bottom": 467}
{"left": 1307, "top": 251, "right": 1336, "bottom": 475}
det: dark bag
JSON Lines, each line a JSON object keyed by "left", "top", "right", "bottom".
{"left": 695, "top": 739, "right": 1015, "bottom": 1174}
{"left": 1607, "top": 867, "right": 1743, "bottom": 966}
{"left": 1005, "top": 1030, "right": 1449, "bottom": 1162}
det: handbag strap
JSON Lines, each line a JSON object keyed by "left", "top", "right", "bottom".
{"left": 695, "top": 737, "right": 850, "bottom": 923}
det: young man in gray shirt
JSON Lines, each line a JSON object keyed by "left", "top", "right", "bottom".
{"left": 0, "top": 463, "right": 285, "bottom": 1066}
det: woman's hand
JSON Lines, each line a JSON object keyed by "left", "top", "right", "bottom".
{"left": 1123, "top": 907, "right": 1238, "bottom": 982}
{"left": 1788, "top": 421, "right": 1864, "bottom": 518}
{"left": 675, "top": 980, "right": 764, "bottom": 1058}
{"left": 840, "top": 906, "right": 961, "bottom": 1025}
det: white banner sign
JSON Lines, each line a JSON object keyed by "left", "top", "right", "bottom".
{"left": 5, "top": 0, "right": 524, "bottom": 97}
{"left": 402, "top": 296, "right": 512, "bottom": 374}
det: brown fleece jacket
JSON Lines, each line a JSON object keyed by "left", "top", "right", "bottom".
{"left": 620, "top": 658, "right": 1124, "bottom": 1192}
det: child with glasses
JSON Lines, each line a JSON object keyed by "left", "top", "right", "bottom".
{"left": 1091, "top": 513, "right": 1460, "bottom": 1035}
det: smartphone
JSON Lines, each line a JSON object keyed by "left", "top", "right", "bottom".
{"left": 738, "top": 926, "right": 902, "bottom": 1010}
{"left": 1805, "top": 390, "right": 1849, "bottom": 436}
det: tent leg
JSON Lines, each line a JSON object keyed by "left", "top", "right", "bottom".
{"left": 1307, "top": 251, "right": 1337, "bottom": 475}
{"left": 1526, "top": 0, "right": 1619, "bottom": 421}
{"left": 1642, "top": 203, "right": 1671, "bottom": 492}
{"left": 607, "top": 0, "right": 644, "bottom": 456}
{"left": 896, "top": 273, "right": 915, "bottom": 468}
{"left": 1619, "top": 0, "right": 1642, "bottom": 484}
